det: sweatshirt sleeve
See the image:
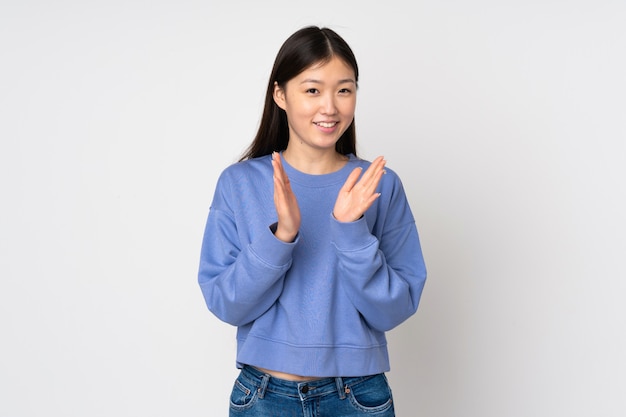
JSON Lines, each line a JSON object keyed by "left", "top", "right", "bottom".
{"left": 330, "top": 172, "right": 427, "bottom": 332}
{"left": 198, "top": 170, "right": 296, "bottom": 326}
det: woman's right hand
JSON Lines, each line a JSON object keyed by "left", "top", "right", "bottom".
{"left": 271, "top": 152, "right": 301, "bottom": 242}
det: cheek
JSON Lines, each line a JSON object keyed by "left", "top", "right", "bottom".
{"left": 339, "top": 98, "right": 357, "bottom": 116}
{"left": 289, "top": 104, "right": 317, "bottom": 121}
{"left": 300, "top": 99, "right": 319, "bottom": 114}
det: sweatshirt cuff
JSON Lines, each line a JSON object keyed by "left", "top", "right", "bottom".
{"left": 330, "top": 213, "right": 376, "bottom": 251}
{"left": 249, "top": 223, "right": 298, "bottom": 268}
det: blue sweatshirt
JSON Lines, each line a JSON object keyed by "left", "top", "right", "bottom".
{"left": 198, "top": 153, "right": 426, "bottom": 377}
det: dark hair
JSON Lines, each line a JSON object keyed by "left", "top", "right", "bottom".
{"left": 239, "top": 26, "right": 359, "bottom": 161}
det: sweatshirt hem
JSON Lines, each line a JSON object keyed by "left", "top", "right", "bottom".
{"left": 236, "top": 334, "right": 390, "bottom": 377}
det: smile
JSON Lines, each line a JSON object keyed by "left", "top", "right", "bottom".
{"left": 314, "top": 122, "right": 337, "bottom": 128}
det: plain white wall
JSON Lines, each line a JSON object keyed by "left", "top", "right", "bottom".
{"left": 1, "top": 1, "right": 624, "bottom": 416}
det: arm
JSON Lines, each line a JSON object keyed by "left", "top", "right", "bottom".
{"left": 198, "top": 209, "right": 296, "bottom": 326}
{"left": 197, "top": 167, "right": 298, "bottom": 326}
{"left": 331, "top": 173, "right": 427, "bottom": 332}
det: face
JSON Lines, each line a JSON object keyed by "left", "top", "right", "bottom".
{"left": 273, "top": 56, "right": 357, "bottom": 154}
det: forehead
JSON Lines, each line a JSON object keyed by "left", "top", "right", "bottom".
{"left": 295, "top": 57, "right": 356, "bottom": 83}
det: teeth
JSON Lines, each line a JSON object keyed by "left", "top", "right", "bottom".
{"left": 317, "top": 122, "right": 336, "bottom": 128}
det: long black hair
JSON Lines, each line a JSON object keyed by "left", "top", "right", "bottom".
{"left": 239, "top": 26, "right": 359, "bottom": 161}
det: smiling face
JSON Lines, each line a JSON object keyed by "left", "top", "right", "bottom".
{"left": 273, "top": 56, "right": 357, "bottom": 156}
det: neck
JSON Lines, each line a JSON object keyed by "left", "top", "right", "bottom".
{"left": 282, "top": 146, "right": 348, "bottom": 175}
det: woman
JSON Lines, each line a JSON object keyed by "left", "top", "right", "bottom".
{"left": 198, "top": 25, "right": 427, "bottom": 417}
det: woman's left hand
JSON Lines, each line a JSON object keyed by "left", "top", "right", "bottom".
{"left": 333, "top": 156, "right": 386, "bottom": 223}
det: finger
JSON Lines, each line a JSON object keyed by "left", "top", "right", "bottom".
{"left": 273, "top": 173, "right": 286, "bottom": 204}
{"left": 362, "top": 191, "right": 382, "bottom": 211}
{"left": 272, "top": 158, "right": 288, "bottom": 196}
{"left": 358, "top": 156, "right": 385, "bottom": 186}
{"left": 273, "top": 158, "right": 291, "bottom": 192}
{"left": 272, "top": 154, "right": 296, "bottom": 211}
{"left": 367, "top": 167, "right": 386, "bottom": 195}
{"left": 341, "top": 167, "right": 363, "bottom": 192}
{"left": 359, "top": 157, "right": 384, "bottom": 190}
{"left": 272, "top": 152, "right": 284, "bottom": 179}
{"left": 357, "top": 158, "right": 386, "bottom": 194}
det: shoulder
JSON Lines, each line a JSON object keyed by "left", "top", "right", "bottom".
{"left": 210, "top": 155, "right": 274, "bottom": 209}
{"left": 212, "top": 155, "right": 273, "bottom": 200}
{"left": 218, "top": 154, "right": 273, "bottom": 183}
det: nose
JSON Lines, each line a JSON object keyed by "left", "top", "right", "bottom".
{"left": 320, "top": 93, "right": 338, "bottom": 115}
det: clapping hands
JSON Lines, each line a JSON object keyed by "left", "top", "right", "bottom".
{"left": 271, "top": 152, "right": 385, "bottom": 242}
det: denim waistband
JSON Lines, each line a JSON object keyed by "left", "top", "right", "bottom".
{"left": 240, "top": 365, "right": 377, "bottom": 401}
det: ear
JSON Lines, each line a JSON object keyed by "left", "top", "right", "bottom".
{"left": 273, "top": 81, "right": 287, "bottom": 110}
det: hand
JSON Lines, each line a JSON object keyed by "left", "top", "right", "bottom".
{"left": 333, "top": 156, "right": 386, "bottom": 223}
{"left": 271, "top": 152, "right": 301, "bottom": 242}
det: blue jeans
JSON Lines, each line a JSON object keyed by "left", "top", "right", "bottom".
{"left": 229, "top": 365, "right": 395, "bottom": 417}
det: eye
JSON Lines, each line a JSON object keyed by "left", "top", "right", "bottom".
{"left": 306, "top": 88, "right": 320, "bottom": 94}
{"left": 338, "top": 88, "right": 352, "bottom": 94}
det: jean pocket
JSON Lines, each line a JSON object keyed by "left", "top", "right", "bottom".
{"left": 229, "top": 378, "right": 258, "bottom": 411}
{"left": 347, "top": 374, "right": 394, "bottom": 414}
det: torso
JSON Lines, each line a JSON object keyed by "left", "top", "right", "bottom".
{"left": 256, "top": 367, "right": 323, "bottom": 382}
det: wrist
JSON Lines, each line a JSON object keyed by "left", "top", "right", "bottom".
{"left": 332, "top": 212, "right": 362, "bottom": 223}
{"left": 270, "top": 222, "right": 297, "bottom": 243}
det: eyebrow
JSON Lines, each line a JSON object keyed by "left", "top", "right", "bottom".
{"left": 299, "top": 78, "right": 356, "bottom": 85}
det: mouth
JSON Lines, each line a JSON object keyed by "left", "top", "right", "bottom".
{"left": 314, "top": 121, "right": 338, "bottom": 128}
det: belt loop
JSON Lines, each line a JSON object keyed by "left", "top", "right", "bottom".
{"left": 335, "top": 377, "right": 346, "bottom": 400}
{"left": 258, "top": 373, "right": 270, "bottom": 399}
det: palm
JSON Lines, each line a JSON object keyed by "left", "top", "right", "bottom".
{"left": 271, "top": 152, "right": 301, "bottom": 242}
{"left": 333, "top": 156, "right": 386, "bottom": 223}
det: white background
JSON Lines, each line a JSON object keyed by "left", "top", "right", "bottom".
{"left": 1, "top": 1, "right": 625, "bottom": 416}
